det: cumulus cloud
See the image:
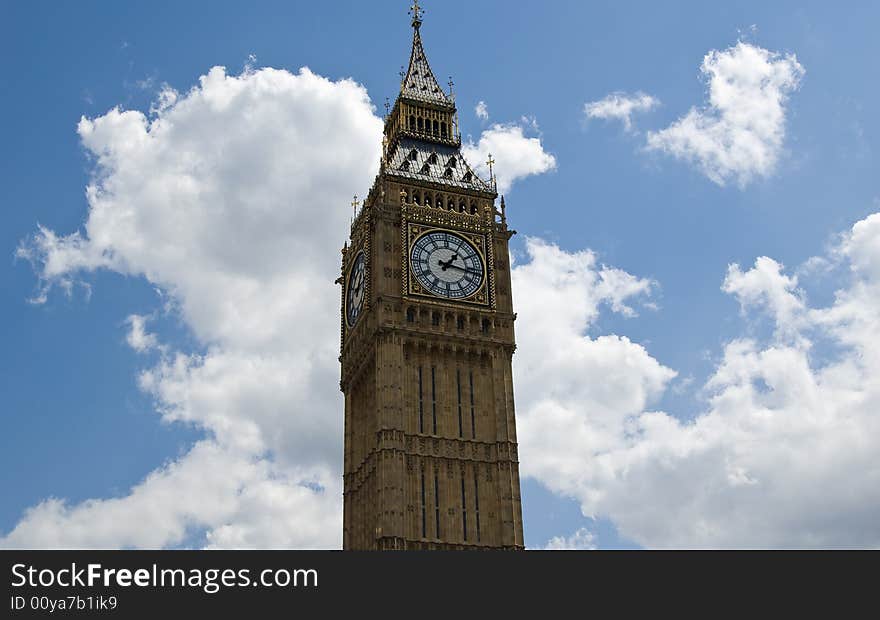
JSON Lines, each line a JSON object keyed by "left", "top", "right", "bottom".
{"left": 584, "top": 92, "right": 659, "bottom": 131}
{"left": 5, "top": 65, "right": 383, "bottom": 549}
{"left": 5, "top": 63, "right": 556, "bottom": 549}
{"left": 544, "top": 527, "right": 597, "bottom": 550}
{"left": 0, "top": 442, "right": 339, "bottom": 549}
{"left": 463, "top": 122, "right": 556, "bottom": 195}
{"left": 515, "top": 212, "right": 880, "bottom": 548}
{"left": 475, "top": 100, "right": 489, "bottom": 120}
{"left": 125, "top": 314, "right": 159, "bottom": 353}
{"left": 722, "top": 256, "right": 807, "bottom": 342}
{"left": 646, "top": 41, "right": 804, "bottom": 187}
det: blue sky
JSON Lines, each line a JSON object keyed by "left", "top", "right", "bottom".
{"left": 2, "top": 1, "right": 879, "bottom": 549}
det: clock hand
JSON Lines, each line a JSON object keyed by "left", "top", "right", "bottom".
{"left": 439, "top": 254, "right": 459, "bottom": 271}
{"left": 444, "top": 264, "right": 478, "bottom": 275}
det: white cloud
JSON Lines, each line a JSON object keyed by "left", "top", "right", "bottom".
{"left": 646, "top": 41, "right": 804, "bottom": 187}
{"left": 463, "top": 122, "right": 556, "bottom": 195}
{"left": 5, "top": 65, "right": 382, "bottom": 549}
{"left": 125, "top": 314, "right": 159, "bottom": 353}
{"left": 722, "top": 256, "right": 807, "bottom": 342}
{"left": 475, "top": 100, "right": 489, "bottom": 120}
{"left": 584, "top": 92, "right": 659, "bottom": 131}
{"left": 0, "top": 441, "right": 341, "bottom": 549}
{"left": 544, "top": 527, "right": 597, "bottom": 550}
{"left": 515, "top": 211, "right": 880, "bottom": 548}
{"left": 5, "top": 63, "right": 556, "bottom": 549}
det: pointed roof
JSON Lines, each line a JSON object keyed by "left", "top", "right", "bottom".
{"left": 400, "top": 16, "right": 452, "bottom": 106}
{"left": 380, "top": 3, "right": 495, "bottom": 197}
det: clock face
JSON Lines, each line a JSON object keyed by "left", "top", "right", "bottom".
{"left": 410, "top": 230, "right": 485, "bottom": 299}
{"left": 346, "top": 251, "right": 366, "bottom": 326}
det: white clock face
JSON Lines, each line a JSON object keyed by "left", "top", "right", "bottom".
{"left": 410, "top": 230, "right": 484, "bottom": 299}
{"left": 346, "top": 251, "right": 366, "bottom": 326}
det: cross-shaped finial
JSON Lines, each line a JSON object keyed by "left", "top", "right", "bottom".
{"left": 351, "top": 195, "right": 360, "bottom": 218}
{"left": 399, "top": 65, "right": 406, "bottom": 80}
{"left": 487, "top": 154, "right": 496, "bottom": 181}
{"left": 384, "top": 97, "right": 390, "bottom": 116}
{"left": 409, "top": 0, "right": 423, "bottom": 26}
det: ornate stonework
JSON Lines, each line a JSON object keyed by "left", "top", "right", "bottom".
{"left": 339, "top": 6, "right": 524, "bottom": 550}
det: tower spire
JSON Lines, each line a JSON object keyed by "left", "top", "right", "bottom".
{"left": 382, "top": 0, "right": 495, "bottom": 195}
{"left": 409, "top": 0, "right": 423, "bottom": 29}
{"left": 399, "top": 1, "right": 449, "bottom": 105}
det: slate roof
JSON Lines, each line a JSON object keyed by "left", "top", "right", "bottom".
{"left": 400, "top": 24, "right": 452, "bottom": 106}
{"left": 385, "top": 137, "right": 495, "bottom": 194}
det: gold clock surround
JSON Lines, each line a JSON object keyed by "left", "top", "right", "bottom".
{"left": 401, "top": 204, "right": 495, "bottom": 309}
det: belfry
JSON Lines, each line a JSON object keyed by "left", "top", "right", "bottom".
{"left": 339, "top": 2, "right": 524, "bottom": 550}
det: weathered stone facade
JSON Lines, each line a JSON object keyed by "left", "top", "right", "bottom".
{"left": 339, "top": 5, "right": 523, "bottom": 550}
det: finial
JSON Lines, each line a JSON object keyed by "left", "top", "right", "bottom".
{"left": 384, "top": 97, "right": 390, "bottom": 117}
{"left": 409, "top": 0, "right": 423, "bottom": 28}
{"left": 447, "top": 76, "right": 455, "bottom": 100}
{"left": 351, "top": 195, "right": 360, "bottom": 222}
{"left": 487, "top": 154, "right": 496, "bottom": 186}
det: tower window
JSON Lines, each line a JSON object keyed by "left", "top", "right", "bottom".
{"left": 457, "top": 369, "right": 463, "bottom": 438}
{"left": 432, "top": 120, "right": 439, "bottom": 135}
{"left": 469, "top": 370, "right": 476, "bottom": 439}
{"left": 431, "top": 312, "right": 440, "bottom": 326}
{"left": 444, "top": 168, "right": 453, "bottom": 179}
{"left": 482, "top": 319, "right": 490, "bottom": 333}
{"left": 420, "top": 470, "right": 427, "bottom": 538}
{"left": 409, "top": 115, "right": 416, "bottom": 130}
{"left": 428, "top": 152, "right": 438, "bottom": 164}
{"left": 399, "top": 160, "right": 410, "bottom": 171}
{"left": 460, "top": 474, "right": 468, "bottom": 542}
{"left": 434, "top": 471, "right": 441, "bottom": 539}
{"left": 406, "top": 307, "right": 415, "bottom": 323}
{"left": 447, "top": 197, "right": 455, "bottom": 210}
{"left": 431, "top": 366, "right": 437, "bottom": 435}
{"left": 470, "top": 202, "right": 478, "bottom": 215}
{"left": 408, "top": 149, "right": 418, "bottom": 161}
{"left": 447, "top": 156, "right": 457, "bottom": 167}
{"left": 474, "top": 470, "right": 481, "bottom": 542}
{"left": 456, "top": 316, "right": 464, "bottom": 330}
{"left": 417, "top": 117, "right": 424, "bottom": 131}
{"left": 420, "top": 163, "right": 431, "bottom": 174}
{"left": 418, "top": 366, "right": 424, "bottom": 433}
{"left": 463, "top": 172, "right": 472, "bottom": 183}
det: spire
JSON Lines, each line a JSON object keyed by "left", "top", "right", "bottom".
{"left": 400, "top": 2, "right": 452, "bottom": 106}
{"left": 409, "top": 0, "right": 423, "bottom": 28}
{"left": 381, "top": 2, "right": 495, "bottom": 197}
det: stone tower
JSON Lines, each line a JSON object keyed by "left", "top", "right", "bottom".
{"left": 339, "top": 3, "right": 524, "bottom": 550}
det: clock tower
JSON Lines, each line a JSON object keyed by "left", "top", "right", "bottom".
{"left": 339, "top": 3, "right": 524, "bottom": 550}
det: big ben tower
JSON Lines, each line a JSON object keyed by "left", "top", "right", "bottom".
{"left": 339, "top": 2, "right": 524, "bottom": 550}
